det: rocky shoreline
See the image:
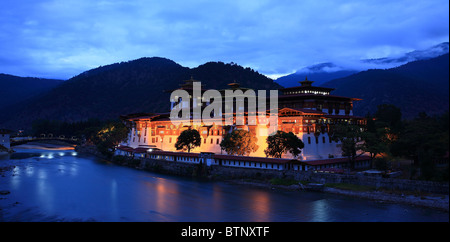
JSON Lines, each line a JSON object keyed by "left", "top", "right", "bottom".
{"left": 227, "top": 179, "right": 449, "bottom": 212}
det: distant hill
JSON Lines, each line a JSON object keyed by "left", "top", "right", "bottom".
{"left": 362, "top": 42, "right": 449, "bottom": 66}
{"left": 275, "top": 42, "right": 449, "bottom": 88}
{"left": 275, "top": 62, "right": 358, "bottom": 87}
{"left": 0, "top": 74, "right": 63, "bottom": 110}
{"left": 0, "top": 57, "right": 282, "bottom": 130}
{"left": 322, "top": 54, "right": 449, "bottom": 119}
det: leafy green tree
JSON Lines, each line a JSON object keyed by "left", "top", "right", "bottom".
{"left": 362, "top": 105, "right": 404, "bottom": 168}
{"left": 265, "top": 131, "right": 304, "bottom": 158}
{"left": 175, "top": 128, "right": 201, "bottom": 153}
{"left": 220, "top": 129, "right": 258, "bottom": 156}
{"left": 330, "top": 124, "right": 365, "bottom": 169}
{"left": 362, "top": 115, "right": 389, "bottom": 168}
{"left": 390, "top": 111, "right": 449, "bottom": 180}
{"left": 374, "top": 104, "right": 403, "bottom": 135}
{"left": 96, "top": 121, "right": 129, "bottom": 158}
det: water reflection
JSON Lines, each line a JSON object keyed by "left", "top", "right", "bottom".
{"left": 0, "top": 146, "right": 448, "bottom": 222}
{"left": 242, "top": 190, "right": 271, "bottom": 221}
{"left": 312, "top": 199, "right": 331, "bottom": 222}
{"left": 110, "top": 179, "right": 118, "bottom": 220}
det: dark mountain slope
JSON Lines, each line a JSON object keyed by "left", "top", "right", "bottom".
{"left": 190, "top": 61, "right": 282, "bottom": 90}
{"left": 0, "top": 58, "right": 282, "bottom": 130}
{"left": 0, "top": 74, "right": 63, "bottom": 109}
{"left": 276, "top": 70, "right": 357, "bottom": 88}
{"left": 322, "top": 54, "right": 449, "bottom": 119}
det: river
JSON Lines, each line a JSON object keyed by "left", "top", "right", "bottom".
{"left": 0, "top": 144, "right": 448, "bottom": 222}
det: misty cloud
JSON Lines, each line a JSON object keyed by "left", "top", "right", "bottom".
{"left": 0, "top": 0, "right": 448, "bottom": 79}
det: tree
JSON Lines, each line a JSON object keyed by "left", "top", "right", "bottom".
{"left": 374, "top": 104, "right": 403, "bottom": 139}
{"left": 361, "top": 105, "right": 404, "bottom": 168}
{"left": 361, "top": 130, "right": 388, "bottom": 167}
{"left": 390, "top": 111, "right": 449, "bottom": 180}
{"left": 361, "top": 115, "right": 389, "bottom": 167}
{"left": 330, "top": 124, "right": 365, "bottom": 169}
{"left": 96, "top": 121, "right": 129, "bottom": 158}
{"left": 265, "top": 131, "right": 304, "bottom": 158}
{"left": 220, "top": 129, "right": 259, "bottom": 156}
{"left": 175, "top": 128, "right": 201, "bottom": 153}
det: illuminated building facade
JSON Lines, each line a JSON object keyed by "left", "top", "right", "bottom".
{"left": 118, "top": 77, "right": 366, "bottom": 161}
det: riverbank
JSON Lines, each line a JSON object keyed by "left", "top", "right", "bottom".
{"left": 74, "top": 145, "right": 449, "bottom": 212}
{"left": 226, "top": 179, "right": 449, "bottom": 212}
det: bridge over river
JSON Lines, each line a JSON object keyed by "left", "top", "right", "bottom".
{"left": 10, "top": 137, "right": 80, "bottom": 146}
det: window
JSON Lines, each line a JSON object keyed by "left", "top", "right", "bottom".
{"left": 169, "top": 137, "right": 172, "bottom": 143}
{"left": 315, "top": 136, "right": 319, "bottom": 144}
{"left": 308, "top": 137, "right": 311, "bottom": 144}
{"left": 216, "top": 138, "right": 220, "bottom": 144}
{"left": 210, "top": 139, "right": 213, "bottom": 144}
{"left": 323, "top": 136, "right": 326, "bottom": 143}
{"left": 204, "top": 139, "right": 206, "bottom": 144}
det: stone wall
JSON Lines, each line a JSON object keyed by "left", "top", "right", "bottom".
{"left": 139, "top": 158, "right": 208, "bottom": 177}
{"left": 139, "top": 157, "right": 449, "bottom": 194}
{"left": 76, "top": 144, "right": 449, "bottom": 195}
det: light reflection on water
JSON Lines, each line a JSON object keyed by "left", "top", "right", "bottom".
{"left": 0, "top": 146, "right": 448, "bottom": 222}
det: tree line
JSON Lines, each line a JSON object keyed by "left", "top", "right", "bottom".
{"left": 174, "top": 104, "right": 448, "bottom": 181}
{"left": 28, "top": 104, "right": 448, "bottom": 181}
{"left": 30, "top": 118, "right": 129, "bottom": 159}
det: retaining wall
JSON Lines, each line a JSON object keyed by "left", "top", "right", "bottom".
{"left": 139, "top": 158, "right": 449, "bottom": 194}
{"left": 75, "top": 145, "right": 449, "bottom": 195}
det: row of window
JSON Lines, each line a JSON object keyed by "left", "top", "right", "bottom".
{"left": 307, "top": 136, "right": 333, "bottom": 144}
{"left": 132, "top": 135, "right": 337, "bottom": 145}
{"left": 137, "top": 128, "right": 224, "bottom": 137}
{"left": 221, "top": 160, "right": 282, "bottom": 169}
{"left": 132, "top": 136, "right": 222, "bottom": 145}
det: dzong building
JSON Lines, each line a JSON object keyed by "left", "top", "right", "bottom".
{"left": 117, "top": 77, "right": 367, "bottom": 166}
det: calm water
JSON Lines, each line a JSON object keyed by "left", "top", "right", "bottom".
{"left": 0, "top": 145, "right": 448, "bottom": 222}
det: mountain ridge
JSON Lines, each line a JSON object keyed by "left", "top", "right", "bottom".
{"left": 0, "top": 74, "right": 63, "bottom": 110}
{"left": 322, "top": 53, "right": 449, "bottom": 119}
{"left": 276, "top": 42, "right": 449, "bottom": 88}
{"left": 0, "top": 57, "right": 282, "bottom": 130}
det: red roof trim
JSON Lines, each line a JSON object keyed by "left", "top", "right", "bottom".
{"left": 214, "top": 154, "right": 292, "bottom": 164}
{"left": 279, "top": 107, "right": 326, "bottom": 115}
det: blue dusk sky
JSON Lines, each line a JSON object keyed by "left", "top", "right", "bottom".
{"left": 0, "top": 0, "right": 448, "bottom": 80}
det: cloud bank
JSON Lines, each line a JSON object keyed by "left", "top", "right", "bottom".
{"left": 0, "top": 0, "right": 448, "bottom": 79}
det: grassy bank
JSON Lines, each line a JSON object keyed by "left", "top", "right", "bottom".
{"left": 269, "top": 178, "right": 309, "bottom": 186}
{"left": 324, "top": 183, "right": 376, "bottom": 192}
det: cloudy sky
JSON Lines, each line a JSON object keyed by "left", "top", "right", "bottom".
{"left": 1, "top": 0, "right": 448, "bottom": 79}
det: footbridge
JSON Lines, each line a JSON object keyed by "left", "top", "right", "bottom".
{"left": 10, "top": 137, "right": 80, "bottom": 146}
